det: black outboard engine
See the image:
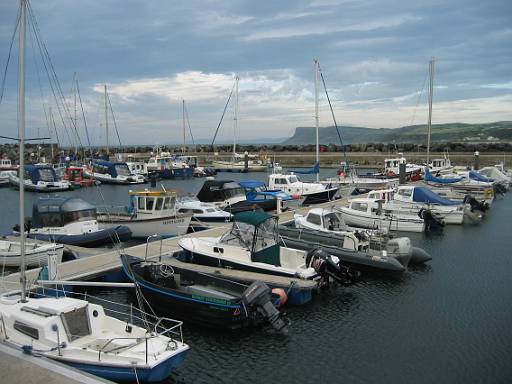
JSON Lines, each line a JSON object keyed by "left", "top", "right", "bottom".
{"left": 418, "top": 208, "right": 444, "bottom": 232}
{"left": 306, "top": 248, "right": 361, "bottom": 285}
{"left": 463, "top": 195, "right": 489, "bottom": 213}
{"left": 242, "top": 281, "right": 288, "bottom": 333}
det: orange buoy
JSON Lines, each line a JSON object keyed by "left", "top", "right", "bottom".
{"left": 271, "top": 288, "right": 288, "bottom": 307}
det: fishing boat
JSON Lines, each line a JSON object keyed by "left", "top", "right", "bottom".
{"left": 62, "top": 166, "right": 96, "bottom": 188}
{"left": 0, "top": 2, "right": 190, "bottom": 380}
{"left": 367, "top": 186, "right": 469, "bottom": 224}
{"left": 0, "top": 157, "right": 18, "bottom": 171}
{"left": 336, "top": 197, "right": 444, "bottom": 233}
{"left": 84, "top": 159, "right": 146, "bottom": 184}
{"left": 383, "top": 154, "right": 422, "bottom": 180}
{"left": 179, "top": 211, "right": 359, "bottom": 284}
{"left": 196, "top": 179, "right": 254, "bottom": 213}
{"left": 268, "top": 170, "right": 339, "bottom": 205}
{"left": 97, "top": 190, "right": 192, "bottom": 238}
{"left": 0, "top": 239, "right": 64, "bottom": 268}
{"left": 9, "top": 164, "right": 72, "bottom": 192}
{"left": 121, "top": 254, "right": 288, "bottom": 331}
{"left": 239, "top": 180, "right": 305, "bottom": 211}
{"left": 176, "top": 195, "right": 232, "bottom": 230}
{"left": 20, "top": 197, "right": 132, "bottom": 247}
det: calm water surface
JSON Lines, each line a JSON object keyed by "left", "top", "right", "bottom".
{"left": 1, "top": 170, "right": 511, "bottom": 383}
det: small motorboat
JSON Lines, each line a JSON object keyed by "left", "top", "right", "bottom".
{"left": 62, "top": 166, "right": 96, "bottom": 188}
{"left": 0, "top": 239, "right": 64, "bottom": 268}
{"left": 9, "top": 164, "right": 72, "bottom": 192}
{"left": 268, "top": 172, "right": 339, "bottom": 205}
{"left": 239, "top": 180, "right": 305, "bottom": 211}
{"left": 84, "top": 160, "right": 146, "bottom": 184}
{"left": 176, "top": 195, "right": 232, "bottom": 231}
{"left": 121, "top": 254, "right": 288, "bottom": 332}
{"left": 196, "top": 179, "right": 254, "bottom": 213}
{"left": 179, "top": 211, "right": 360, "bottom": 284}
{"left": 18, "top": 197, "right": 132, "bottom": 247}
{"left": 0, "top": 294, "right": 189, "bottom": 382}
{"left": 146, "top": 151, "right": 194, "bottom": 179}
{"left": 97, "top": 190, "right": 192, "bottom": 238}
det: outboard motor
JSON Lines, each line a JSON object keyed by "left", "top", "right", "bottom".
{"left": 305, "top": 248, "right": 361, "bottom": 285}
{"left": 493, "top": 183, "right": 506, "bottom": 196}
{"left": 463, "top": 195, "right": 489, "bottom": 213}
{"left": 242, "top": 281, "right": 288, "bottom": 333}
{"left": 418, "top": 208, "right": 444, "bottom": 232}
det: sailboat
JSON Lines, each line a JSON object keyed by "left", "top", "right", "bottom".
{"left": 211, "top": 76, "right": 267, "bottom": 172}
{"left": 0, "top": 2, "right": 189, "bottom": 382}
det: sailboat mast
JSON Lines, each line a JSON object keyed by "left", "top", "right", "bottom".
{"left": 233, "top": 75, "right": 239, "bottom": 157}
{"left": 426, "top": 58, "right": 435, "bottom": 165}
{"left": 19, "top": 0, "right": 27, "bottom": 302}
{"left": 314, "top": 59, "right": 320, "bottom": 182}
{"left": 182, "top": 99, "right": 186, "bottom": 155}
{"left": 104, "top": 84, "right": 109, "bottom": 157}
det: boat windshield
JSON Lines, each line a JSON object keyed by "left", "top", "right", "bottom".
{"left": 221, "top": 183, "right": 245, "bottom": 199}
{"left": 288, "top": 175, "right": 299, "bottom": 183}
{"left": 115, "top": 164, "right": 131, "bottom": 176}
{"left": 38, "top": 168, "right": 56, "bottom": 182}
{"left": 323, "top": 212, "right": 344, "bottom": 230}
{"left": 253, "top": 218, "right": 278, "bottom": 252}
{"left": 61, "top": 209, "right": 97, "bottom": 226}
{"left": 221, "top": 221, "right": 254, "bottom": 249}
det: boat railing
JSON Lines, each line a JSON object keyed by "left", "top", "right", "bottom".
{"left": 145, "top": 234, "right": 164, "bottom": 261}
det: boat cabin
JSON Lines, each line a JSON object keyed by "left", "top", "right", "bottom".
{"left": 90, "top": 160, "right": 134, "bottom": 178}
{"left": 23, "top": 165, "right": 62, "bottom": 184}
{"left": 31, "top": 197, "right": 97, "bottom": 229}
{"left": 127, "top": 190, "right": 177, "bottom": 217}
{"left": 367, "top": 189, "right": 395, "bottom": 202}
{"left": 196, "top": 180, "right": 246, "bottom": 204}
{"left": 0, "top": 158, "right": 16, "bottom": 170}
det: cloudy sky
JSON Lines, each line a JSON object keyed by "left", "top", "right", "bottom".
{"left": 0, "top": 0, "right": 511, "bottom": 146}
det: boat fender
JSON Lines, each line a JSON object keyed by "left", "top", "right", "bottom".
{"left": 292, "top": 194, "right": 301, "bottom": 200}
{"left": 271, "top": 288, "right": 288, "bottom": 307}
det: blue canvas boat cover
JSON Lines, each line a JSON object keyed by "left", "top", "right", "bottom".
{"left": 239, "top": 180, "right": 265, "bottom": 189}
{"left": 424, "top": 167, "right": 463, "bottom": 184}
{"left": 469, "top": 171, "right": 494, "bottom": 183}
{"left": 412, "top": 187, "right": 460, "bottom": 206}
{"left": 288, "top": 161, "right": 320, "bottom": 174}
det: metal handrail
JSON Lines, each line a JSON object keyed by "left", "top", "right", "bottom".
{"left": 145, "top": 234, "right": 164, "bottom": 262}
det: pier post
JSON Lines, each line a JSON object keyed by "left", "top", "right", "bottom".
{"left": 399, "top": 158, "right": 406, "bottom": 184}
{"left": 276, "top": 196, "right": 282, "bottom": 214}
{"left": 244, "top": 151, "right": 249, "bottom": 173}
{"left": 474, "top": 151, "right": 480, "bottom": 170}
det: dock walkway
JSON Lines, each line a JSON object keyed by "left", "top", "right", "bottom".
{"left": 0, "top": 197, "right": 349, "bottom": 294}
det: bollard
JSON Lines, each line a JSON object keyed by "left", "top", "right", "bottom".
{"left": 276, "top": 196, "right": 282, "bottom": 214}
{"left": 399, "top": 159, "right": 406, "bottom": 185}
{"left": 150, "top": 174, "right": 157, "bottom": 188}
{"left": 244, "top": 151, "right": 249, "bottom": 173}
{"left": 474, "top": 151, "right": 480, "bottom": 170}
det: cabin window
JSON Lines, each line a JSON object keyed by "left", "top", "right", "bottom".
{"left": 93, "top": 164, "right": 108, "bottom": 174}
{"left": 61, "top": 306, "right": 91, "bottom": 342}
{"left": 39, "top": 212, "right": 63, "bottom": 227}
{"left": 138, "top": 197, "right": 145, "bottom": 210}
{"left": 61, "top": 209, "right": 97, "bottom": 226}
{"left": 146, "top": 197, "right": 155, "bottom": 210}
{"left": 307, "top": 213, "right": 322, "bottom": 225}
{"left": 178, "top": 208, "right": 191, "bottom": 214}
{"left": 352, "top": 202, "right": 368, "bottom": 212}
{"left": 13, "top": 320, "right": 39, "bottom": 340}
{"left": 163, "top": 197, "right": 171, "bottom": 209}
{"left": 323, "top": 213, "right": 341, "bottom": 230}
{"left": 289, "top": 176, "right": 299, "bottom": 183}
{"left": 155, "top": 197, "right": 163, "bottom": 210}
{"left": 206, "top": 208, "right": 216, "bottom": 213}
{"left": 114, "top": 164, "right": 131, "bottom": 176}
{"left": 398, "top": 189, "right": 412, "bottom": 197}
{"left": 38, "top": 168, "right": 55, "bottom": 182}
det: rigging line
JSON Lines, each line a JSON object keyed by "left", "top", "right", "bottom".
{"left": 318, "top": 67, "right": 347, "bottom": 165}
{"left": 27, "top": 2, "right": 83, "bottom": 153}
{"left": 184, "top": 102, "right": 195, "bottom": 146}
{"left": 106, "top": 90, "right": 123, "bottom": 147}
{"left": 76, "top": 77, "right": 92, "bottom": 156}
{"left": 210, "top": 80, "right": 236, "bottom": 154}
{"left": 26, "top": 3, "right": 73, "bottom": 148}
{"left": 0, "top": 5, "right": 20, "bottom": 106}
{"left": 409, "top": 65, "right": 429, "bottom": 127}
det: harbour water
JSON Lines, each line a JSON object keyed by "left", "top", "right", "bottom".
{"left": 1, "top": 170, "right": 511, "bottom": 383}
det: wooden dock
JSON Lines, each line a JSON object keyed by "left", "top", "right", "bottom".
{"left": 0, "top": 197, "right": 349, "bottom": 295}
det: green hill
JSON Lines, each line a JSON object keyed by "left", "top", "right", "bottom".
{"left": 282, "top": 122, "right": 512, "bottom": 145}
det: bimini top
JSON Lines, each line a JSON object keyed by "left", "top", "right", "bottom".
{"left": 234, "top": 211, "right": 274, "bottom": 227}
{"left": 34, "top": 197, "right": 95, "bottom": 213}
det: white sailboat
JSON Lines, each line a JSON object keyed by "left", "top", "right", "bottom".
{"left": 0, "top": 3, "right": 189, "bottom": 382}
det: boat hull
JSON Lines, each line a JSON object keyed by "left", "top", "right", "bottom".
{"left": 338, "top": 208, "right": 425, "bottom": 233}
{"left": 302, "top": 187, "right": 339, "bottom": 205}
{"left": 28, "top": 225, "right": 132, "bottom": 247}
{"left": 0, "top": 243, "right": 64, "bottom": 267}
{"left": 150, "top": 168, "right": 194, "bottom": 179}
{"left": 98, "top": 215, "right": 192, "bottom": 238}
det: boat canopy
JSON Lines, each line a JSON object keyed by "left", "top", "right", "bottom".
{"left": 239, "top": 180, "right": 265, "bottom": 189}
{"left": 234, "top": 211, "right": 274, "bottom": 227}
{"left": 424, "top": 167, "right": 463, "bottom": 184}
{"left": 32, "top": 197, "right": 96, "bottom": 228}
{"left": 469, "top": 171, "right": 493, "bottom": 183}
{"left": 412, "top": 187, "right": 460, "bottom": 206}
{"left": 196, "top": 180, "right": 245, "bottom": 202}
{"left": 288, "top": 161, "right": 320, "bottom": 175}
{"left": 25, "top": 164, "right": 59, "bottom": 183}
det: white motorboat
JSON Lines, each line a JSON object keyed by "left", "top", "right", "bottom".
{"left": 196, "top": 179, "right": 254, "bottom": 213}
{"left": 98, "top": 190, "right": 192, "bottom": 238}
{"left": 383, "top": 153, "right": 422, "bottom": 179}
{"left": 268, "top": 172, "right": 339, "bottom": 205}
{"left": 367, "top": 186, "right": 468, "bottom": 224}
{"left": 84, "top": 160, "right": 146, "bottom": 184}
{"left": 0, "top": 240, "right": 63, "bottom": 268}
{"left": 9, "top": 164, "right": 72, "bottom": 192}
{"left": 335, "top": 197, "right": 443, "bottom": 233}
{"left": 176, "top": 195, "right": 232, "bottom": 230}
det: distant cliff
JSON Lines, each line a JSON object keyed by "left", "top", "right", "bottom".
{"left": 282, "top": 121, "right": 512, "bottom": 145}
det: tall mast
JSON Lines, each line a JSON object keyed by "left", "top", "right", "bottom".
{"left": 74, "top": 73, "right": 78, "bottom": 156}
{"left": 182, "top": 99, "right": 186, "bottom": 155}
{"left": 314, "top": 59, "right": 320, "bottom": 182}
{"left": 19, "top": 0, "right": 27, "bottom": 302}
{"left": 233, "top": 75, "right": 239, "bottom": 157}
{"left": 104, "top": 84, "right": 109, "bottom": 157}
{"left": 426, "top": 58, "right": 435, "bottom": 166}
